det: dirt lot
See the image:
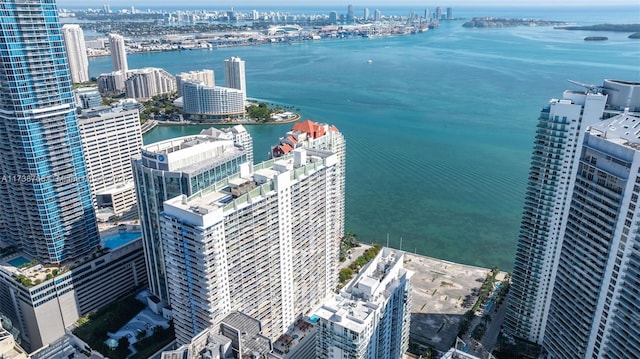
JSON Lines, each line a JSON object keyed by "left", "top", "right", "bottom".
{"left": 338, "top": 246, "right": 503, "bottom": 353}
{"left": 403, "top": 253, "right": 492, "bottom": 352}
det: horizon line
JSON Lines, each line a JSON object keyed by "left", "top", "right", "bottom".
{"left": 57, "top": 3, "right": 640, "bottom": 9}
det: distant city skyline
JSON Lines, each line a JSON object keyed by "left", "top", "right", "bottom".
{"left": 57, "top": 0, "right": 639, "bottom": 9}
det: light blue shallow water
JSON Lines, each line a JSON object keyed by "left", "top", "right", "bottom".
{"left": 89, "top": 6, "right": 640, "bottom": 271}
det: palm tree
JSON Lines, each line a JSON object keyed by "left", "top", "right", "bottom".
{"left": 342, "top": 231, "right": 359, "bottom": 248}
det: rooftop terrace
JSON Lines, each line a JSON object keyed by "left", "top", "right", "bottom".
{"left": 314, "top": 248, "right": 409, "bottom": 333}
{"left": 164, "top": 148, "right": 334, "bottom": 222}
{"left": 0, "top": 225, "right": 141, "bottom": 288}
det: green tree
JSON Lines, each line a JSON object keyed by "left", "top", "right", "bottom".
{"left": 114, "top": 336, "right": 131, "bottom": 359}
{"left": 342, "top": 232, "right": 359, "bottom": 248}
{"left": 136, "top": 330, "right": 146, "bottom": 341}
{"left": 338, "top": 267, "right": 353, "bottom": 283}
{"left": 247, "top": 103, "right": 271, "bottom": 121}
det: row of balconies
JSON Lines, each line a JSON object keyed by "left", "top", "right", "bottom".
{"left": 563, "top": 227, "right": 611, "bottom": 261}
{"left": 568, "top": 206, "right": 615, "bottom": 233}
{"left": 573, "top": 179, "right": 621, "bottom": 204}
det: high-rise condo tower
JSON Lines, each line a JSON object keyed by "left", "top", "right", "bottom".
{"left": 108, "top": 33, "right": 128, "bottom": 72}
{"left": 133, "top": 128, "right": 253, "bottom": 307}
{"left": 161, "top": 144, "right": 344, "bottom": 344}
{"left": 61, "top": 24, "right": 89, "bottom": 83}
{"left": 224, "top": 56, "right": 246, "bottom": 102}
{"left": 314, "top": 248, "right": 412, "bottom": 359}
{"left": 0, "top": 0, "right": 100, "bottom": 263}
{"left": 506, "top": 80, "right": 640, "bottom": 358}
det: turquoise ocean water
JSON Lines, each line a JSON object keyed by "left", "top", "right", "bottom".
{"left": 89, "top": 6, "right": 640, "bottom": 271}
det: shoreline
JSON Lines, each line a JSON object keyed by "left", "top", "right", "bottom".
{"left": 87, "top": 35, "right": 409, "bottom": 59}
{"left": 84, "top": 20, "right": 437, "bottom": 59}
{"left": 153, "top": 112, "right": 301, "bottom": 128}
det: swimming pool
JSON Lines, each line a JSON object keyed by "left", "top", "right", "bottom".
{"left": 485, "top": 299, "right": 495, "bottom": 314}
{"left": 309, "top": 315, "right": 320, "bottom": 324}
{"left": 102, "top": 232, "right": 142, "bottom": 249}
{"left": 7, "top": 256, "right": 30, "bottom": 267}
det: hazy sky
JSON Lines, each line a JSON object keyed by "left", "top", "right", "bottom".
{"left": 57, "top": 0, "right": 640, "bottom": 8}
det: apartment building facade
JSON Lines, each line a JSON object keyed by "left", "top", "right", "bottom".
{"left": 161, "top": 147, "right": 343, "bottom": 344}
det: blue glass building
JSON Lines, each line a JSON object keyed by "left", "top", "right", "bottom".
{"left": 133, "top": 129, "right": 251, "bottom": 307}
{"left": 0, "top": 0, "right": 99, "bottom": 263}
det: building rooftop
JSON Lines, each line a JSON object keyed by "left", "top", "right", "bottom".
{"left": 221, "top": 312, "right": 262, "bottom": 337}
{"left": 143, "top": 135, "right": 231, "bottom": 155}
{"left": 0, "top": 226, "right": 141, "bottom": 289}
{"left": 314, "top": 248, "right": 413, "bottom": 333}
{"left": 272, "top": 119, "right": 342, "bottom": 158}
{"left": 292, "top": 119, "right": 326, "bottom": 139}
{"left": 161, "top": 330, "right": 231, "bottom": 359}
{"left": 0, "top": 253, "right": 62, "bottom": 287}
{"left": 163, "top": 312, "right": 277, "bottom": 359}
{"left": 0, "top": 327, "right": 27, "bottom": 359}
{"left": 141, "top": 135, "right": 243, "bottom": 174}
{"left": 588, "top": 109, "right": 640, "bottom": 148}
{"left": 163, "top": 148, "right": 335, "bottom": 225}
{"left": 314, "top": 298, "right": 376, "bottom": 333}
{"left": 273, "top": 317, "right": 315, "bottom": 356}
{"left": 440, "top": 348, "right": 483, "bottom": 359}
{"left": 221, "top": 312, "right": 272, "bottom": 357}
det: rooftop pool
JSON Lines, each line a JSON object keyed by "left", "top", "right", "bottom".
{"left": 7, "top": 256, "right": 30, "bottom": 268}
{"left": 102, "top": 231, "right": 142, "bottom": 249}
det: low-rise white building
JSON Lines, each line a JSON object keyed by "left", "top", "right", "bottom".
{"left": 0, "top": 327, "right": 27, "bottom": 359}
{"left": 0, "top": 235, "right": 147, "bottom": 352}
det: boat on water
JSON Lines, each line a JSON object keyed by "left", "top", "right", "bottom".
{"left": 367, "top": 59, "right": 373, "bottom": 64}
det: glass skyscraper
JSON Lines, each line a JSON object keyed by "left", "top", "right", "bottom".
{"left": 0, "top": 0, "right": 99, "bottom": 263}
{"left": 506, "top": 80, "right": 640, "bottom": 358}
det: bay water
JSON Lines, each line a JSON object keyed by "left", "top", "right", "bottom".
{"left": 88, "top": 6, "right": 640, "bottom": 271}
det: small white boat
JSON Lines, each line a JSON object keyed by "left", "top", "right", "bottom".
{"left": 367, "top": 59, "right": 373, "bottom": 64}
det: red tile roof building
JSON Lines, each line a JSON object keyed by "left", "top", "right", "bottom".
{"left": 272, "top": 119, "right": 346, "bottom": 275}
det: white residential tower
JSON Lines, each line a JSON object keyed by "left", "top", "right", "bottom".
{"left": 78, "top": 107, "right": 143, "bottom": 220}
{"left": 176, "top": 69, "right": 215, "bottom": 96}
{"left": 108, "top": 33, "right": 128, "bottom": 72}
{"left": 161, "top": 135, "right": 344, "bottom": 344}
{"left": 61, "top": 24, "right": 89, "bottom": 83}
{"left": 224, "top": 56, "right": 246, "bottom": 102}
{"left": 506, "top": 79, "right": 640, "bottom": 358}
{"left": 133, "top": 130, "right": 252, "bottom": 309}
